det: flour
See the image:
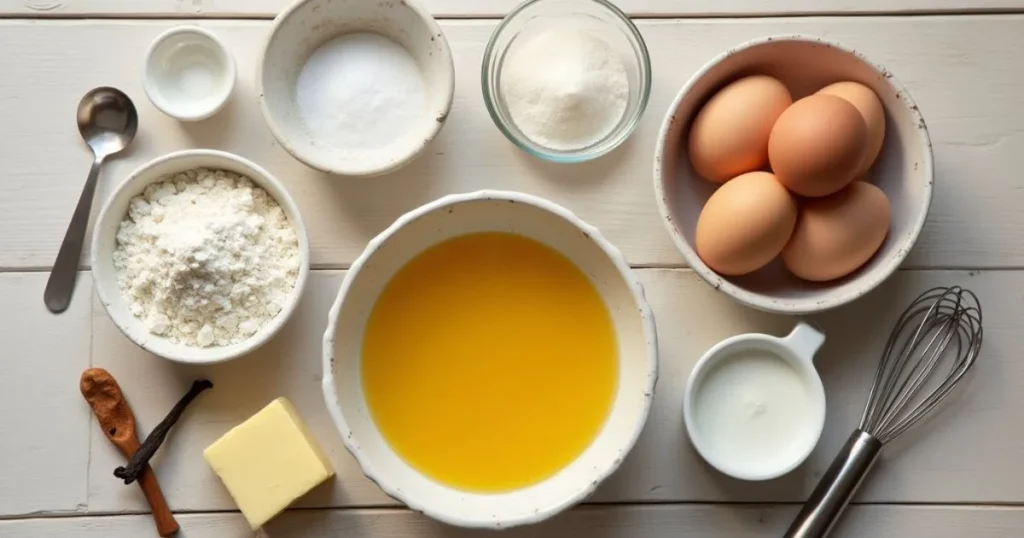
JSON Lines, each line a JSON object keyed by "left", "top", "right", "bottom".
{"left": 296, "top": 32, "right": 427, "bottom": 152}
{"left": 113, "top": 168, "right": 300, "bottom": 347}
{"left": 500, "top": 29, "right": 629, "bottom": 151}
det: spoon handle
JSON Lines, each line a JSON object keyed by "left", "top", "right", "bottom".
{"left": 44, "top": 156, "right": 103, "bottom": 313}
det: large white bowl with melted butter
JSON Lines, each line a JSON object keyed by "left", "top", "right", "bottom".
{"left": 322, "top": 190, "right": 658, "bottom": 529}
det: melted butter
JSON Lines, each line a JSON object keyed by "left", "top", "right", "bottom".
{"left": 362, "top": 232, "right": 618, "bottom": 492}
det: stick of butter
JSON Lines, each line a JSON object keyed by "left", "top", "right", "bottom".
{"left": 203, "top": 397, "right": 335, "bottom": 529}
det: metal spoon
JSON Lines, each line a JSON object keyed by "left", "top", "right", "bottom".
{"left": 44, "top": 87, "right": 138, "bottom": 314}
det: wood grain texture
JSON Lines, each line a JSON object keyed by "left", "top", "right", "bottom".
{"left": 3, "top": 505, "right": 1024, "bottom": 537}
{"left": 0, "top": 273, "right": 92, "bottom": 516}
{"left": 0, "top": 0, "right": 1022, "bottom": 18}
{"left": 3, "top": 11, "right": 1023, "bottom": 537}
{"left": 1, "top": 18, "right": 1023, "bottom": 270}
{"left": 83, "top": 268, "right": 1020, "bottom": 514}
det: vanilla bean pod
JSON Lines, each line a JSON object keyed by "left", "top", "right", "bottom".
{"left": 114, "top": 380, "right": 213, "bottom": 484}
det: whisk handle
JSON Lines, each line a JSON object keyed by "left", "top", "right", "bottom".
{"left": 783, "top": 429, "right": 883, "bottom": 538}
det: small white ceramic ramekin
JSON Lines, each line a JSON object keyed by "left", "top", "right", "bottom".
{"left": 144, "top": 26, "right": 236, "bottom": 122}
{"left": 322, "top": 190, "right": 658, "bottom": 528}
{"left": 684, "top": 322, "right": 827, "bottom": 481}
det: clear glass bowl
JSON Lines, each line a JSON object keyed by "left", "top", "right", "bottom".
{"left": 481, "top": 0, "right": 651, "bottom": 163}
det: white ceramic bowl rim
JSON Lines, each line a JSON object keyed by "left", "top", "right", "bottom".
{"left": 143, "top": 25, "right": 237, "bottom": 122}
{"left": 652, "top": 34, "right": 935, "bottom": 315}
{"left": 257, "top": 0, "right": 455, "bottom": 177}
{"left": 90, "top": 148, "right": 310, "bottom": 365}
{"left": 683, "top": 322, "right": 827, "bottom": 481}
{"left": 321, "top": 189, "right": 659, "bottom": 528}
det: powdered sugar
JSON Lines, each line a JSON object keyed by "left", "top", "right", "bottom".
{"left": 500, "top": 29, "right": 629, "bottom": 151}
{"left": 112, "top": 167, "right": 300, "bottom": 347}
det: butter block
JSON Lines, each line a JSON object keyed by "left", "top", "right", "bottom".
{"left": 203, "top": 397, "right": 334, "bottom": 529}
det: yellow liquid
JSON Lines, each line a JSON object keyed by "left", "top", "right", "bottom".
{"left": 362, "top": 232, "right": 618, "bottom": 492}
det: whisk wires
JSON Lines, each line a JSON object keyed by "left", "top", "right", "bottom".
{"left": 859, "top": 286, "right": 983, "bottom": 444}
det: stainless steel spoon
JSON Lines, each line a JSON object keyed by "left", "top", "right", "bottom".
{"left": 44, "top": 87, "right": 138, "bottom": 314}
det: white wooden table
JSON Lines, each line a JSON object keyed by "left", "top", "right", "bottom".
{"left": 2, "top": 1, "right": 1024, "bottom": 536}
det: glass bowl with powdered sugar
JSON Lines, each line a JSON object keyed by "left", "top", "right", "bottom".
{"left": 482, "top": 0, "right": 651, "bottom": 163}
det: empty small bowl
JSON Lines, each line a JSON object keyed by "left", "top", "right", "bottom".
{"left": 258, "top": 0, "right": 455, "bottom": 177}
{"left": 482, "top": 0, "right": 651, "bottom": 163}
{"left": 653, "top": 35, "right": 934, "bottom": 314}
{"left": 322, "top": 190, "right": 658, "bottom": 528}
{"left": 144, "top": 26, "right": 236, "bottom": 121}
{"left": 91, "top": 149, "right": 310, "bottom": 365}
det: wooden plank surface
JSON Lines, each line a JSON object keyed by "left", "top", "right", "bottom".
{"left": 1, "top": 0, "right": 1023, "bottom": 18}
{"left": 81, "top": 268, "right": 1017, "bottom": 514}
{"left": 0, "top": 273, "right": 92, "bottom": 516}
{"left": 2, "top": 7, "right": 1022, "bottom": 538}
{"left": 1, "top": 17, "right": 1023, "bottom": 271}
{"left": 3, "top": 505, "right": 1024, "bottom": 537}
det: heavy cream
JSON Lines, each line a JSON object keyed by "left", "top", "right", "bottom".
{"left": 691, "top": 350, "right": 819, "bottom": 477}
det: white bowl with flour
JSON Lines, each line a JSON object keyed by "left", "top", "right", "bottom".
{"left": 259, "top": 0, "right": 454, "bottom": 177}
{"left": 91, "top": 149, "right": 310, "bottom": 365}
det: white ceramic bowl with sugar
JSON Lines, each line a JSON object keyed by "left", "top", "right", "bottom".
{"left": 258, "top": 0, "right": 454, "bottom": 177}
{"left": 654, "top": 35, "right": 934, "bottom": 315}
{"left": 322, "top": 190, "right": 658, "bottom": 529}
{"left": 91, "top": 149, "right": 310, "bottom": 365}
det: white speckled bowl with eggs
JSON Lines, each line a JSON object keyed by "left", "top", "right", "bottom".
{"left": 653, "top": 35, "right": 934, "bottom": 315}
{"left": 91, "top": 149, "right": 310, "bottom": 365}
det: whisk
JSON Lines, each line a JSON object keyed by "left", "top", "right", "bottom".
{"left": 784, "top": 286, "right": 983, "bottom": 538}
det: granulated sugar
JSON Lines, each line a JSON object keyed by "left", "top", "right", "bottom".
{"left": 500, "top": 29, "right": 629, "bottom": 151}
{"left": 113, "top": 168, "right": 300, "bottom": 347}
{"left": 296, "top": 32, "right": 427, "bottom": 152}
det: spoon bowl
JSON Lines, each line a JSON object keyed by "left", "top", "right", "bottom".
{"left": 44, "top": 87, "right": 138, "bottom": 314}
{"left": 77, "top": 87, "right": 138, "bottom": 158}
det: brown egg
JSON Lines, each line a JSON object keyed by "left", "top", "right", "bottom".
{"left": 696, "top": 171, "right": 798, "bottom": 276}
{"left": 688, "top": 75, "right": 792, "bottom": 183}
{"left": 768, "top": 94, "right": 868, "bottom": 197}
{"left": 818, "top": 81, "right": 886, "bottom": 175}
{"left": 781, "top": 182, "right": 891, "bottom": 282}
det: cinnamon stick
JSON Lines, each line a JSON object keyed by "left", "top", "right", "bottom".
{"left": 80, "top": 368, "right": 180, "bottom": 537}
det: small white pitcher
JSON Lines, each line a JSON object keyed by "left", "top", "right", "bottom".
{"left": 684, "top": 322, "right": 827, "bottom": 481}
